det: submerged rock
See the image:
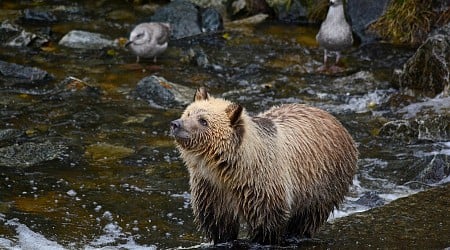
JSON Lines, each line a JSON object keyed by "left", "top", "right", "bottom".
{"left": 0, "top": 140, "right": 80, "bottom": 168}
{"left": 0, "top": 60, "right": 53, "bottom": 85}
{"left": 134, "top": 75, "right": 194, "bottom": 108}
{"left": 85, "top": 143, "right": 134, "bottom": 162}
{"left": 398, "top": 23, "right": 450, "bottom": 97}
{"left": 22, "top": 9, "right": 58, "bottom": 23}
{"left": 355, "top": 191, "right": 385, "bottom": 208}
{"left": 0, "top": 20, "right": 49, "bottom": 47}
{"left": 58, "top": 30, "right": 118, "bottom": 49}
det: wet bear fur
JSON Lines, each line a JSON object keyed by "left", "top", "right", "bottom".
{"left": 170, "top": 88, "right": 358, "bottom": 245}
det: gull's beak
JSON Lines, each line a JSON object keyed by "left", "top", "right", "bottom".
{"left": 125, "top": 40, "right": 132, "bottom": 47}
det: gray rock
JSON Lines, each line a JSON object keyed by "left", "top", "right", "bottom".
{"left": 346, "top": 0, "right": 390, "bottom": 43}
{"left": 0, "top": 60, "right": 53, "bottom": 84}
{"left": 58, "top": 30, "right": 117, "bottom": 49}
{"left": 201, "top": 7, "right": 223, "bottom": 33}
{"left": 398, "top": 23, "right": 450, "bottom": 97}
{"left": 134, "top": 75, "right": 194, "bottom": 108}
{"left": 414, "top": 154, "right": 450, "bottom": 184}
{"left": 151, "top": 0, "right": 202, "bottom": 39}
{"left": 150, "top": 0, "right": 223, "bottom": 39}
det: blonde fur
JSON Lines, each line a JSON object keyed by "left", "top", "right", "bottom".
{"left": 170, "top": 88, "right": 358, "bottom": 244}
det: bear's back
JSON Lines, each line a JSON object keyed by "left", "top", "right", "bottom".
{"left": 256, "top": 103, "right": 357, "bottom": 201}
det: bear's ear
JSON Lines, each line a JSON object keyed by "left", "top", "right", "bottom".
{"left": 225, "top": 103, "right": 243, "bottom": 126}
{"left": 194, "top": 87, "right": 209, "bottom": 101}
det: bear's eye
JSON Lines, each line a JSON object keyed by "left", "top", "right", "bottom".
{"left": 198, "top": 118, "right": 208, "bottom": 127}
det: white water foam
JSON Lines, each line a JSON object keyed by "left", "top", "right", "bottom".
{"left": 398, "top": 96, "right": 450, "bottom": 119}
{"left": 2, "top": 218, "right": 65, "bottom": 250}
{"left": 0, "top": 218, "right": 156, "bottom": 250}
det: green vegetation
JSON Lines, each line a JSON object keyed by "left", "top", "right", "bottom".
{"left": 370, "top": 0, "right": 450, "bottom": 45}
{"left": 305, "top": 0, "right": 328, "bottom": 22}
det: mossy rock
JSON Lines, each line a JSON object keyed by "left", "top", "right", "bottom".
{"left": 398, "top": 23, "right": 450, "bottom": 97}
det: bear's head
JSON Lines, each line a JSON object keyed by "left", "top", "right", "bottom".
{"left": 170, "top": 88, "right": 244, "bottom": 154}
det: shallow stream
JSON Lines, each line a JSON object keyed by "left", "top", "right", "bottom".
{"left": 0, "top": 1, "right": 449, "bottom": 249}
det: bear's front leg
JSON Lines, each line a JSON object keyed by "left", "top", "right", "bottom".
{"left": 242, "top": 188, "right": 291, "bottom": 245}
{"left": 190, "top": 176, "right": 240, "bottom": 244}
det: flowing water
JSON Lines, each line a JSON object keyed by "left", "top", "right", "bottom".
{"left": 0, "top": 1, "right": 449, "bottom": 249}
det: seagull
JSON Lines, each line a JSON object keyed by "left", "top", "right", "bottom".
{"left": 125, "top": 22, "right": 171, "bottom": 63}
{"left": 316, "top": 0, "right": 353, "bottom": 71}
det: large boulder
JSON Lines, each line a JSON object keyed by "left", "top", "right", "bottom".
{"left": 397, "top": 23, "right": 450, "bottom": 97}
{"left": 346, "top": 0, "right": 390, "bottom": 43}
{"left": 150, "top": 0, "right": 223, "bottom": 40}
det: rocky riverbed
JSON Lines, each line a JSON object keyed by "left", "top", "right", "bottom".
{"left": 0, "top": 0, "right": 449, "bottom": 249}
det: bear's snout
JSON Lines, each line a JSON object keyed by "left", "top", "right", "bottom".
{"left": 170, "top": 119, "right": 183, "bottom": 136}
{"left": 170, "top": 119, "right": 182, "bottom": 130}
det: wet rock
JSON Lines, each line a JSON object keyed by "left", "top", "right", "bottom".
{"left": 150, "top": 0, "right": 223, "bottom": 39}
{"left": 150, "top": 0, "right": 201, "bottom": 39}
{"left": 378, "top": 120, "right": 417, "bottom": 142}
{"left": 271, "top": 0, "right": 308, "bottom": 23}
{"left": 0, "top": 129, "right": 25, "bottom": 147}
{"left": 181, "top": 48, "right": 210, "bottom": 68}
{"left": 346, "top": 0, "right": 390, "bottom": 42}
{"left": 0, "top": 60, "right": 53, "bottom": 85}
{"left": 58, "top": 30, "right": 118, "bottom": 49}
{"left": 228, "top": 13, "right": 269, "bottom": 26}
{"left": 317, "top": 185, "right": 450, "bottom": 248}
{"left": 415, "top": 114, "right": 450, "bottom": 142}
{"left": 0, "top": 20, "right": 49, "bottom": 47}
{"left": 22, "top": 9, "right": 58, "bottom": 23}
{"left": 232, "top": 0, "right": 273, "bottom": 17}
{"left": 200, "top": 7, "right": 223, "bottom": 32}
{"left": 378, "top": 113, "right": 450, "bottom": 143}
{"left": 0, "top": 140, "right": 80, "bottom": 168}
{"left": 189, "top": 0, "right": 226, "bottom": 9}
{"left": 134, "top": 75, "right": 194, "bottom": 108}
{"left": 398, "top": 23, "right": 450, "bottom": 98}
{"left": 414, "top": 154, "right": 450, "bottom": 184}
{"left": 355, "top": 191, "right": 385, "bottom": 208}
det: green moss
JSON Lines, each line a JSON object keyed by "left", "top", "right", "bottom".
{"left": 370, "top": 0, "right": 449, "bottom": 45}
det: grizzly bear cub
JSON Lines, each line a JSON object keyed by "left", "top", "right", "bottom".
{"left": 170, "top": 87, "right": 358, "bottom": 245}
